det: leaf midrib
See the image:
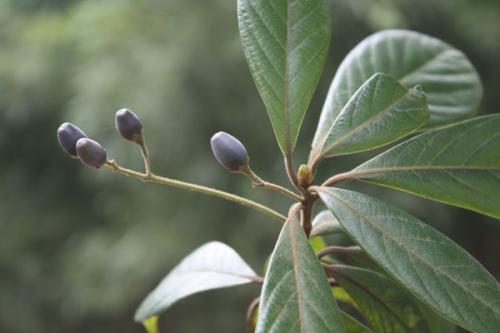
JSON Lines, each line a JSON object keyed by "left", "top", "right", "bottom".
{"left": 284, "top": 0, "right": 291, "bottom": 154}
{"left": 354, "top": 165, "right": 500, "bottom": 176}
{"left": 171, "top": 268, "right": 257, "bottom": 282}
{"left": 139, "top": 269, "right": 257, "bottom": 320}
{"left": 398, "top": 49, "right": 454, "bottom": 84}
{"left": 289, "top": 217, "right": 306, "bottom": 332}
{"left": 323, "top": 190, "right": 500, "bottom": 320}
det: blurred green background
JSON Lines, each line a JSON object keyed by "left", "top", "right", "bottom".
{"left": 1, "top": 0, "right": 499, "bottom": 332}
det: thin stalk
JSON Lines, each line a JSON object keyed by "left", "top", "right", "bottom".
{"left": 321, "top": 170, "right": 358, "bottom": 187}
{"left": 139, "top": 141, "right": 152, "bottom": 176}
{"left": 135, "top": 131, "right": 152, "bottom": 176}
{"left": 243, "top": 166, "right": 303, "bottom": 201}
{"left": 317, "top": 246, "right": 363, "bottom": 260}
{"left": 246, "top": 297, "right": 260, "bottom": 333}
{"left": 249, "top": 275, "right": 264, "bottom": 284}
{"left": 284, "top": 154, "right": 300, "bottom": 189}
{"left": 307, "top": 152, "right": 323, "bottom": 175}
{"left": 103, "top": 160, "right": 287, "bottom": 222}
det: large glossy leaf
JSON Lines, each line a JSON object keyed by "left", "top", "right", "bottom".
{"left": 332, "top": 264, "right": 455, "bottom": 333}
{"left": 352, "top": 114, "right": 500, "bottom": 219}
{"left": 238, "top": 0, "right": 331, "bottom": 155}
{"left": 312, "top": 29, "right": 482, "bottom": 155}
{"left": 134, "top": 242, "right": 258, "bottom": 322}
{"left": 311, "top": 73, "right": 429, "bottom": 160}
{"left": 256, "top": 213, "right": 345, "bottom": 333}
{"left": 318, "top": 188, "right": 500, "bottom": 333}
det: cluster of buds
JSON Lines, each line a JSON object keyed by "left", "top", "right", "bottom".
{"left": 58, "top": 108, "right": 252, "bottom": 176}
{"left": 57, "top": 108, "right": 143, "bottom": 168}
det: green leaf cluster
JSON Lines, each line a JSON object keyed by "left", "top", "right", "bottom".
{"left": 133, "top": 1, "right": 499, "bottom": 332}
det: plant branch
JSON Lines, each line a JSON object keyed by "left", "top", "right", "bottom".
{"left": 103, "top": 160, "right": 287, "bottom": 222}
{"left": 298, "top": 190, "right": 318, "bottom": 238}
{"left": 300, "top": 196, "right": 313, "bottom": 238}
{"left": 243, "top": 166, "right": 303, "bottom": 201}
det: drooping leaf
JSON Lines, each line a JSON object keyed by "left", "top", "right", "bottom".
{"left": 332, "top": 264, "right": 455, "bottom": 333}
{"left": 318, "top": 188, "right": 500, "bottom": 333}
{"left": 342, "top": 311, "right": 374, "bottom": 333}
{"left": 311, "top": 73, "right": 429, "bottom": 160}
{"left": 134, "top": 242, "right": 258, "bottom": 322}
{"left": 238, "top": 0, "right": 331, "bottom": 155}
{"left": 312, "top": 29, "right": 482, "bottom": 155}
{"left": 256, "top": 213, "right": 345, "bottom": 333}
{"left": 311, "top": 210, "right": 343, "bottom": 237}
{"left": 352, "top": 114, "right": 500, "bottom": 220}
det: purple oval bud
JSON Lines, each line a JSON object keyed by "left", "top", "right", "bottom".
{"left": 115, "top": 108, "right": 143, "bottom": 143}
{"left": 210, "top": 131, "right": 248, "bottom": 172}
{"left": 57, "top": 122, "right": 87, "bottom": 157}
{"left": 76, "top": 138, "right": 107, "bottom": 168}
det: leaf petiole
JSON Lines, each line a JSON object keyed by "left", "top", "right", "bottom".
{"left": 242, "top": 165, "right": 303, "bottom": 201}
{"left": 317, "top": 246, "right": 363, "bottom": 260}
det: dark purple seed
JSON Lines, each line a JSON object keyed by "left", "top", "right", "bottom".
{"left": 57, "top": 122, "right": 87, "bottom": 157}
{"left": 210, "top": 131, "right": 248, "bottom": 172}
{"left": 76, "top": 138, "right": 107, "bottom": 168}
{"left": 115, "top": 108, "right": 143, "bottom": 143}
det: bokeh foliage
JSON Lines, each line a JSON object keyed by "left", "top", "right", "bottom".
{"left": 0, "top": 0, "right": 499, "bottom": 332}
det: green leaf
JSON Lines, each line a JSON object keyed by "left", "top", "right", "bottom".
{"left": 256, "top": 213, "right": 345, "bottom": 333}
{"left": 311, "top": 210, "right": 343, "bottom": 237}
{"left": 318, "top": 188, "right": 500, "bottom": 333}
{"left": 311, "top": 73, "right": 429, "bottom": 160}
{"left": 312, "top": 29, "right": 482, "bottom": 154}
{"left": 342, "top": 311, "right": 374, "bottom": 333}
{"left": 309, "top": 235, "right": 327, "bottom": 253}
{"left": 352, "top": 114, "right": 500, "bottom": 220}
{"left": 238, "top": 0, "right": 331, "bottom": 155}
{"left": 333, "top": 286, "right": 356, "bottom": 306}
{"left": 332, "top": 264, "right": 455, "bottom": 333}
{"left": 134, "top": 242, "right": 258, "bottom": 322}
